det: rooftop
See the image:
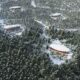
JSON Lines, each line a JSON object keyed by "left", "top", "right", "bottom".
{"left": 49, "top": 39, "right": 70, "bottom": 52}
{"left": 2, "top": 24, "right": 25, "bottom": 37}
{"left": 9, "top": 6, "right": 21, "bottom": 9}
{"left": 3, "top": 24, "right": 22, "bottom": 29}
{"left": 50, "top": 13, "right": 62, "bottom": 17}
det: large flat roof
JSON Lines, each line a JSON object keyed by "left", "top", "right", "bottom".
{"left": 49, "top": 40, "right": 70, "bottom": 52}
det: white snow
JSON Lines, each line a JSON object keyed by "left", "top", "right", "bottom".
{"left": 34, "top": 19, "right": 51, "bottom": 39}
{"left": 15, "top": 32, "right": 23, "bottom": 36}
{"left": 21, "top": 7, "right": 26, "bottom": 12}
{"left": 34, "top": 19, "right": 50, "bottom": 29}
{"left": 42, "top": 32, "right": 50, "bottom": 39}
{"left": 49, "top": 39, "right": 70, "bottom": 52}
{"left": 62, "top": 16, "right": 68, "bottom": 20}
{"left": 31, "top": 0, "right": 36, "bottom": 8}
{"left": 37, "top": 5, "right": 50, "bottom": 9}
{"left": 0, "top": 19, "right": 4, "bottom": 25}
{"left": 65, "top": 29, "right": 78, "bottom": 32}
{"left": 44, "top": 50, "right": 65, "bottom": 65}
{"left": 67, "top": 52, "right": 73, "bottom": 59}
{"left": 61, "top": 39, "right": 67, "bottom": 43}
{"left": 49, "top": 54, "right": 65, "bottom": 65}
{"left": 31, "top": 0, "right": 50, "bottom": 9}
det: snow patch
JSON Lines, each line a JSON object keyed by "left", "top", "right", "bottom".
{"left": 37, "top": 5, "right": 50, "bottom": 9}
{"left": 31, "top": 0, "right": 50, "bottom": 9}
{"left": 0, "top": 19, "right": 4, "bottom": 25}
{"left": 49, "top": 54, "right": 65, "bottom": 65}
{"left": 34, "top": 19, "right": 50, "bottom": 30}
{"left": 31, "top": 0, "right": 36, "bottom": 8}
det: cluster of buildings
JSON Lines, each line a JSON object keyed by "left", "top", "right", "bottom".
{"left": 0, "top": 0, "right": 74, "bottom": 65}
{"left": 0, "top": 1, "right": 26, "bottom": 37}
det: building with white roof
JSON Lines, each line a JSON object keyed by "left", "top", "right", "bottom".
{"left": 9, "top": 6, "right": 25, "bottom": 12}
{"left": 50, "top": 13, "right": 67, "bottom": 20}
{"left": 49, "top": 39, "right": 71, "bottom": 57}
{"left": 3, "top": 24, "right": 21, "bottom": 29}
{"left": 2, "top": 24, "right": 25, "bottom": 37}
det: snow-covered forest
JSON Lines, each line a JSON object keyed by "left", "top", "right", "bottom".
{"left": 0, "top": 0, "right": 80, "bottom": 80}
